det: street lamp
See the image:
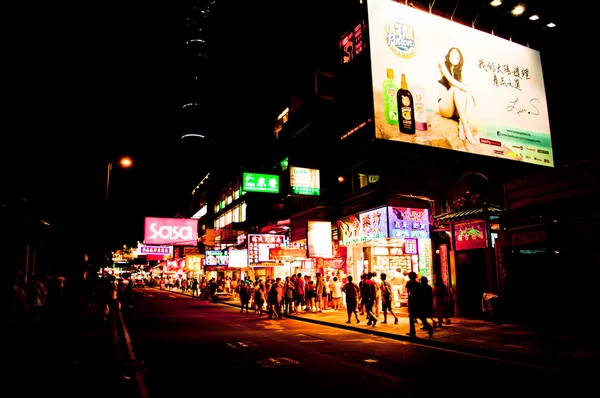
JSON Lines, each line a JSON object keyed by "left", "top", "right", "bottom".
{"left": 104, "top": 157, "right": 133, "bottom": 261}
{"left": 106, "top": 157, "right": 133, "bottom": 210}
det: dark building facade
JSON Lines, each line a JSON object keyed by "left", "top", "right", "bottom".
{"left": 178, "top": 0, "right": 584, "bottom": 323}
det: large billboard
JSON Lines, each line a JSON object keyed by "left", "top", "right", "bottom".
{"left": 144, "top": 217, "right": 198, "bottom": 246}
{"left": 367, "top": 0, "right": 553, "bottom": 167}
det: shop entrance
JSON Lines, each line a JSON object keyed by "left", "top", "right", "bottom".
{"left": 455, "top": 249, "right": 487, "bottom": 318}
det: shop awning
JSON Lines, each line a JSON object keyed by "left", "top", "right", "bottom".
{"left": 433, "top": 203, "right": 504, "bottom": 228}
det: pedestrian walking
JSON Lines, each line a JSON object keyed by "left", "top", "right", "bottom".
{"left": 380, "top": 273, "right": 398, "bottom": 324}
{"left": 405, "top": 272, "right": 434, "bottom": 337}
{"left": 341, "top": 275, "right": 361, "bottom": 324}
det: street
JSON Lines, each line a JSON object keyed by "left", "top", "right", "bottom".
{"left": 120, "top": 289, "right": 592, "bottom": 397}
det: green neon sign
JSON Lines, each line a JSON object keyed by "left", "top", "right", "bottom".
{"left": 242, "top": 172, "right": 279, "bottom": 193}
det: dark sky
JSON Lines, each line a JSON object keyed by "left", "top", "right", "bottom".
{"left": 3, "top": 1, "right": 588, "bottom": 262}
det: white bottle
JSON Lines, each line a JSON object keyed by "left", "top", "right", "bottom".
{"left": 412, "top": 85, "right": 427, "bottom": 131}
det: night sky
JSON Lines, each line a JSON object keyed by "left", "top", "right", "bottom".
{"left": 3, "top": 1, "right": 588, "bottom": 269}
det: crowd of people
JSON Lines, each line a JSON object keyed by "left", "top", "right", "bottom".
{"left": 229, "top": 270, "right": 451, "bottom": 337}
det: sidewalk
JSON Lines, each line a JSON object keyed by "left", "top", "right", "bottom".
{"left": 9, "top": 298, "right": 141, "bottom": 398}
{"left": 166, "top": 287, "right": 598, "bottom": 378}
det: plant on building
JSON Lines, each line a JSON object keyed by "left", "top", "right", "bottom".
{"left": 452, "top": 191, "right": 484, "bottom": 210}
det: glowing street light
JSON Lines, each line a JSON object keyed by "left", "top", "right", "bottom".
{"left": 106, "top": 156, "right": 133, "bottom": 211}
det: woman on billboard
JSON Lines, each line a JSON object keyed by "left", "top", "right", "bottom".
{"left": 438, "top": 47, "right": 478, "bottom": 146}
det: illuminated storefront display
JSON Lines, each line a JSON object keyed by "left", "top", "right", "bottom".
{"left": 338, "top": 206, "right": 433, "bottom": 284}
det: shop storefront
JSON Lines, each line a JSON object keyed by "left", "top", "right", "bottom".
{"left": 432, "top": 203, "right": 504, "bottom": 318}
{"left": 338, "top": 205, "right": 433, "bottom": 307}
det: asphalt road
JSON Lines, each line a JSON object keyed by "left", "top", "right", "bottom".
{"left": 119, "top": 289, "right": 592, "bottom": 398}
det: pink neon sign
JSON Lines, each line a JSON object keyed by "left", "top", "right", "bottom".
{"left": 144, "top": 217, "right": 198, "bottom": 246}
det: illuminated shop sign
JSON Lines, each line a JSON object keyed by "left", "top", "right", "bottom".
{"left": 404, "top": 238, "right": 418, "bottom": 254}
{"left": 242, "top": 172, "right": 279, "bottom": 193}
{"left": 340, "top": 20, "right": 367, "bottom": 64}
{"left": 248, "top": 234, "right": 284, "bottom": 264}
{"left": 388, "top": 207, "right": 430, "bottom": 238}
{"left": 367, "top": 0, "right": 553, "bottom": 167}
{"left": 205, "top": 250, "right": 228, "bottom": 266}
{"left": 338, "top": 206, "right": 431, "bottom": 245}
{"left": 338, "top": 206, "right": 388, "bottom": 245}
{"left": 290, "top": 166, "right": 320, "bottom": 196}
{"left": 138, "top": 245, "right": 172, "bottom": 256}
{"left": 454, "top": 219, "right": 487, "bottom": 251}
{"left": 144, "top": 217, "right": 198, "bottom": 246}
{"left": 228, "top": 248, "right": 248, "bottom": 267}
{"left": 307, "top": 221, "right": 332, "bottom": 258}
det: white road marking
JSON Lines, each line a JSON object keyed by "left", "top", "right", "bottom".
{"left": 342, "top": 338, "right": 384, "bottom": 344}
{"left": 504, "top": 344, "right": 528, "bottom": 349}
{"left": 256, "top": 357, "right": 301, "bottom": 367}
{"left": 465, "top": 339, "right": 487, "bottom": 343}
{"left": 299, "top": 339, "right": 326, "bottom": 343}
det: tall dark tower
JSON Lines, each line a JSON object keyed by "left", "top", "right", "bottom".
{"left": 179, "top": 0, "right": 219, "bottom": 136}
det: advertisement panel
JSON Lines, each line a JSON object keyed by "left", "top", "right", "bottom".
{"left": 242, "top": 172, "right": 279, "bottom": 193}
{"left": 367, "top": 0, "right": 553, "bottom": 167}
{"left": 144, "top": 217, "right": 198, "bottom": 246}
{"left": 338, "top": 206, "right": 388, "bottom": 245}
{"left": 307, "top": 221, "right": 332, "bottom": 258}
{"left": 290, "top": 166, "right": 320, "bottom": 196}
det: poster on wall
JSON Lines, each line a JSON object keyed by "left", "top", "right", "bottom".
{"left": 367, "top": 0, "right": 553, "bottom": 167}
{"left": 454, "top": 219, "right": 487, "bottom": 251}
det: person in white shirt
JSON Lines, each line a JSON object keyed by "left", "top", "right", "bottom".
{"left": 329, "top": 276, "right": 343, "bottom": 311}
